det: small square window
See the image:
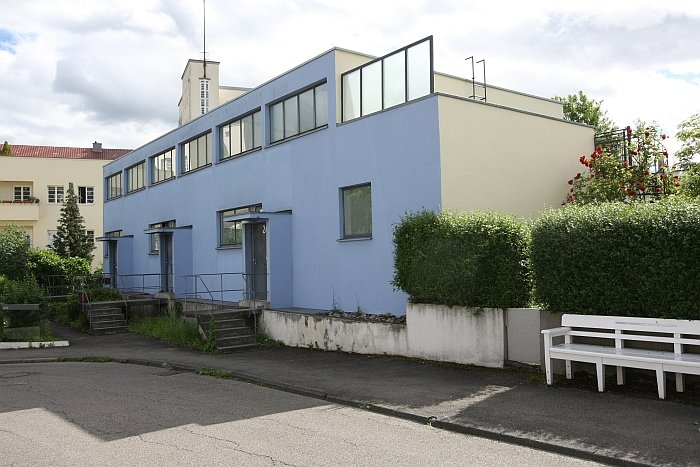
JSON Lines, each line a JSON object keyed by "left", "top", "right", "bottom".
{"left": 341, "top": 184, "right": 372, "bottom": 239}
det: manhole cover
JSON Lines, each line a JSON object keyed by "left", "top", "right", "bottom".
{"left": 0, "top": 372, "right": 36, "bottom": 379}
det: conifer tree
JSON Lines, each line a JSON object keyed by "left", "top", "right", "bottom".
{"left": 52, "top": 183, "right": 93, "bottom": 261}
{"left": 1, "top": 141, "right": 10, "bottom": 155}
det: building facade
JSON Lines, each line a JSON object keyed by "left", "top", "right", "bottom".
{"left": 103, "top": 37, "right": 594, "bottom": 315}
{"left": 0, "top": 143, "right": 130, "bottom": 268}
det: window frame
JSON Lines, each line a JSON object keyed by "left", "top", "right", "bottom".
{"left": 149, "top": 220, "right": 176, "bottom": 254}
{"left": 219, "top": 109, "right": 262, "bottom": 161}
{"left": 150, "top": 148, "right": 176, "bottom": 185}
{"left": 340, "top": 183, "right": 373, "bottom": 240}
{"left": 13, "top": 186, "right": 31, "bottom": 201}
{"left": 106, "top": 173, "right": 122, "bottom": 200}
{"left": 182, "top": 132, "right": 212, "bottom": 173}
{"left": 78, "top": 186, "right": 94, "bottom": 204}
{"left": 218, "top": 204, "right": 262, "bottom": 248}
{"left": 268, "top": 81, "right": 328, "bottom": 144}
{"left": 47, "top": 185, "right": 65, "bottom": 204}
{"left": 126, "top": 161, "right": 146, "bottom": 194}
{"left": 340, "top": 36, "right": 434, "bottom": 122}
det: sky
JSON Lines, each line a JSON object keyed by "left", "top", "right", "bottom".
{"left": 0, "top": 0, "right": 698, "bottom": 155}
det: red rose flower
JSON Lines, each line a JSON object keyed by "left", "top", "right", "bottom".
{"left": 567, "top": 179, "right": 574, "bottom": 185}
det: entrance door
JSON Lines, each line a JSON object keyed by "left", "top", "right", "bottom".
{"left": 108, "top": 241, "right": 118, "bottom": 288}
{"left": 160, "top": 233, "right": 173, "bottom": 293}
{"left": 246, "top": 223, "right": 267, "bottom": 301}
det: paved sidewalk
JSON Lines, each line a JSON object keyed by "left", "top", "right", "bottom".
{"left": 1, "top": 324, "right": 698, "bottom": 466}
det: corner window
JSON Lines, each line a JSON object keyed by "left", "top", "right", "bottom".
{"left": 219, "top": 204, "right": 262, "bottom": 247}
{"left": 341, "top": 184, "right": 372, "bottom": 239}
{"left": 48, "top": 186, "right": 65, "bottom": 204}
{"left": 126, "top": 162, "right": 145, "bottom": 193}
{"left": 220, "top": 110, "right": 262, "bottom": 161}
{"left": 106, "top": 173, "right": 122, "bottom": 200}
{"left": 13, "top": 186, "right": 31, "bottom": 201}
{"left": 269, "top": 82, "right": 328, "bottom": 144}
{"left": 78, "top": 186, "right": 94, "bottom": 204}
{"left": 183, "top": 132, "right": 211, "bottom": 173}
{"left": 151, "top": 149, "right": 175, "bottom": 184}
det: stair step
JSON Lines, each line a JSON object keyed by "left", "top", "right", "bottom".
{"left": 92, "top": 326, "right": 128, "bottom": 335}
{"left": 92, "top": 319, "right": 127, "bottom": 328}
{"left": 197, "top": 310, "right": 250, "bottom": 322}
{"left": 216, "top": 335, "right": 256, "bottom": 347}
{"left": 200, "top": 318, "right": 246, "bottom": 330}
{"left": 217, "top": 343, "right": 259, "bottom": 353}
{"left": 90, "top": 313, "right": 125, "bottom": 323}
{"left": 212, "top": 327, "right": 254, "bottom": 338}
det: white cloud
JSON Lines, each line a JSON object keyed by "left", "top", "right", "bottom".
{"left": 0, "top": 0, "right": 698, "bottom": 154}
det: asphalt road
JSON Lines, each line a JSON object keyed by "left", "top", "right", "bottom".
{"left": 0, "top": 362, "right": 600, "bottom": 466}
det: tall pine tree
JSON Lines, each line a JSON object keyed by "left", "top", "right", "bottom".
{"left": 52, "top": 182, "right": 93, "bottom": 261}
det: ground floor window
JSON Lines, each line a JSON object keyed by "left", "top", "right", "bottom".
{"left": 341, "top": 183, "right": 372, "bottom": 239}
{"left": 219, "top": 204, "right": 262, "bottom": 247}
{"left": 149, "top": 220, "right": 175, "bottom": 253}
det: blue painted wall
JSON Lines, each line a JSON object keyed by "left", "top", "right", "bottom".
{"left": 104, "top": 49, "right": 443, "bottom": 315}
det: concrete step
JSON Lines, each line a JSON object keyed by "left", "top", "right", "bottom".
{"left": 92, "top": 319, "right": 127, "bottom": 329}
{"left": 216, "top": 335, "right": 256, "bottom": 348}
{"left": 88, "top": 307, "right": 123, "bottom": 315}
{"left": 212, "top": 326, "right": 254, "bottom": 338}
{"left": 197, "top": 309, "right": 250, "bottom": 322}
{"left": 89, "top": 313, "right": 125, "bottom": 323}
{"left": 91, "top": 325, "right": 128, "bottom": 335}
{"left": 216, "top": 343, "right": 259, "bottom": 353}
{"left": 200, "top": 318, "right": 247, "bottom": 331}
{"left": 88, "top": 301, "right": 126, "bottom": 311}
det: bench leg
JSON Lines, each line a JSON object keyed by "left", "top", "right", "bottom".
{"left": 565, "top": 360, "right": 572, "bottom": 380}
{"left": 596, "top": 361, "right": 605, "bottom": 392}
{"left": 544, "top": 354, "right": 553, "bottom": 386}
{"left": 656, "top": 370, "right": 666, "bottom": 399}
{"left": 616, "top": 366, "right": 625, "bottom": 386}
{"left": 676, "top": 373, "right": 684, "bottom": 393}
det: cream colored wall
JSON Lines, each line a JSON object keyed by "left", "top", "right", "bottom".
{"left": 0, "top": 156, "right": 111, "bottom": 268}
{"left": 437, "top": 95, "right": 594, "bottom": 219}
{"left": 218, "top": 87, "right": 248, "bottom": 106}
{"left": 434, "top": 73, "right": 563, "bottom": 119}
{"left": 179, "top": 60, "right": 222, "bottom": 126}
{"left": 334, "top": 49, "right": 375, "bottom": 123}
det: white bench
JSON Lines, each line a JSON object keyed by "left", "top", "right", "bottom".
{"left": 542, "top": 314, "right": 700, "bottom": 399}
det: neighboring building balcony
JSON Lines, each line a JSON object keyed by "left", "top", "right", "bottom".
{"left": 0, "top": 200, "right": 39, "bottom": 221}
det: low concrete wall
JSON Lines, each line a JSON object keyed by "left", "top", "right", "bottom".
{"left": 506, "top": 308, "right": 563, "bottom": 367}
{"left": 260, "top": 303, "right": 507, "bottom": 368}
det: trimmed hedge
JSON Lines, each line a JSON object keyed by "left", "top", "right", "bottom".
{"left": 530, "top": 199, "right": 700, "bottom": 319}
{"left": 392, "top": 211, "right": 530, "bottom": 309}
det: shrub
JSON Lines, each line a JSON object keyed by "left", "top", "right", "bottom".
{"left": 27, "top": 249, "right": 91, "bottom": 293}
{"left": 680, "top": 164, "right": 700, "bottom": 199}
{"left": 50, "top": 295, "right": 86, "bottom": 330}
{"left": 530, "top": 199, "right": 700, "bottom": 319}
{"left": 392, "top": 210, "right": 530, "bottom": 309}
{"left": 0, "top": 275, "right": 46, "bottom": 327}
{"left": 0, "top": 224, "right": 30, "bottom": 280}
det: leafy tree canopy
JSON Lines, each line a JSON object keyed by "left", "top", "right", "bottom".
{"left": 554, "top": 90, "right": 616, "bottom": 133}
{"left": 0, "top": 224, "right": 30, "bottom": 280}
{"left": 675, "top": 113, "right": 700, "bottom": 170}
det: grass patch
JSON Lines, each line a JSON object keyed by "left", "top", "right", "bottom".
{"left": 255, "top": 332, "right": 283, "bottom": 348}
{"left": 196, "top": 367, "right": 236, "bottom": 379}
{"left": 128, "top": 315, "right": 204, "bottom": 351}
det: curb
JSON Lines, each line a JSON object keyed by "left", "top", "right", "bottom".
{"left": 0, "top": 341, "right": 69, "bottom": 350}
{"left": 0, "top": 355, "right": 651, "bottom": 467}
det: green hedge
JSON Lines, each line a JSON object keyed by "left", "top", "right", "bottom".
{"left": 0, "top": 275, "right": 46, "bottom": 328}
{"left": 530, "top": 199, "right": 700, "bottom": 319}
{"left": 392, "top": 211, "right": 530, "bottom": 309}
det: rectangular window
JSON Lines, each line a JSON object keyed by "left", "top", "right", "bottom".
{"left": 269, "top": 81, "right": 328, "bottom": 144}
{"left": 200, "top": 79, "right": 210, "bottom": 115}
{"left": 13, "top": 186, "right": 31, "bottom": 201}
{"left": 106, "top": 173, "right": 122, "bottom": 200}
{"left": 85, "top": 230, "right": 95, "bottom": 244}
{"left": 48, "top": 185, "right": 65, "bottom": 204}
{"left": 341, "top": 184, "right": 372, "bottom": 239}
{"left": 78, "top": 186, "right": 94, "bottom": 204}
{"left": 219, "top": 204, "right": 262, "bottom": 247}
{"left": 149, "top": 220, "right": 175, "bottom": 253}
{"left": 220, "top": 110, "right": 262, "bottom": 160}
{"left": 341, "top": 36, "right": 433, "bottom": 121}
{"left": 183, "top": 132, "right": 211, "bottom": 172}
{"left": 126, "top": 162, "right": 145, "bottom": 193}
{"left": 151, "top": 148, "right": 175, "bottom": 184}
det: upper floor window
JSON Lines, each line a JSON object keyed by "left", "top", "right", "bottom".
{"left": 13, "top": 186, "right": 31, "bottom": 201}
{"left": 48, "top": 185, "right": 64, "bottom": 204}
{"left": 219, "top": 204, "right": 262, "bottom": 247}
{"left": 183, "top": 132, "right": 212, "bottom": 173}
{"left": 269, "top": 82, "right": 328, "bottom": 144}
{"left": 126, "top": 162, "right": 145, "bottom": 193}
{"left": 220, "top": 110, "right": 262, "bottom": 160}
{"left": 342, "top": 36, "right": 433, "bottom": 122}
{"left": 200, "top": 79, "right": 210, "bottom": 115}
{"left": 78, "top": 186, "right": 94, "bottom": 204}
{"left": 85, "top": 230, "right": 95, "bottom": 245}
{"left": 341, "top": 183, "right": 372, "bottom": 239}
{"left": 106, "top": 173, "right": 122, "bottom": 200}
{"left": 151, "top": 149, "right": 175, "bottom": 184}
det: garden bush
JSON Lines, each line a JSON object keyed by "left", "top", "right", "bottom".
{"left": 27, "top": 248, "right": 92, "bottom": 294}
{"left": 392, "top": 210, "right": 530, "bottom": 309}
{"left": 0, "top": 275, "right": 46, "bottom": 327}
{"left": 530, "top": 199, "right": 700, "bottom": 319}
{"left": 0, "top": 224, "right": 30, "bottom": 280}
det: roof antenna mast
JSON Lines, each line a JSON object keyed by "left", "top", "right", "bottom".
{"left": 202, "top": 0, "right": 207, "bottom": 79}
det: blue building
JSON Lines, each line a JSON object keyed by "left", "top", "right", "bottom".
{"left": 102, "top": 37, "right": 593, "bottom": 315}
